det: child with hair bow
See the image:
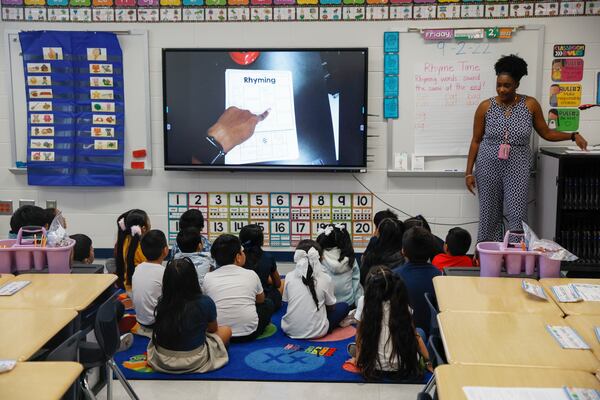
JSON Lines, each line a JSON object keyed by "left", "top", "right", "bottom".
{"left": 281, "top": 240, "right": 350, "bottom": 339}
{"left": 114, "top": 209, "right": 151, "bottom": 289}
{"left": 316, "top": 224, "right": 363, "bottom": 307}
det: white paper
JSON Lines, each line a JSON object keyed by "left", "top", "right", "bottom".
{"left": 521, "top": 280, "right": 548, "bottom": 300}
{"left": 552, "top": 285, "right": 583, "bottom": 303}
{"left": 413, "top": 61, "right": 494, "bottom": 156}
{"left": 565, "top": 150, "right": 600, "bottom": 154}
{"left": 463, "top": 386, "right": 568, "bottom": 400}
{"left": 412, "top": 154, "right": 424, "bottom": 171}
{"left": 572, "top": 284, "right": 600, "bottom": 302}
{"left": 565, "top": 388, "right": 600, "bottom": 400}
{"left": 224, "top": 69, "right": 299, "bottom": 164}
{"left": 0, "top": 281, "right": 30, "bottom": 296}
{"left": 0, "top": 360, "right": 16, "bottom": 373}
{"left": 546, "top": 325, "right": 590, "bottom": 349}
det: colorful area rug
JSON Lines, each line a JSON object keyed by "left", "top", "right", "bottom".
{"left": 115, "top": 305, "right": 430, "bottom": 384}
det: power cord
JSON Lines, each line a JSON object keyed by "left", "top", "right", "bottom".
{"left": 352, "top": 173, "right": 535, "bottom": 228}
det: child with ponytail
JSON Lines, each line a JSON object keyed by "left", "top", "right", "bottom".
{"left": 282, "top": 240, "right": 350, "bottom": 339}
{"left": 239, "top": 224, "right": 282, "bottom": 310}
{"left": 115, "top": 209, "right": 150, "bottom": 288}
{"left": 316, "top": 224, "right": 362, "bottom": 307}
{"left": 349, "top": 266, "right": 432, "bottom": 381}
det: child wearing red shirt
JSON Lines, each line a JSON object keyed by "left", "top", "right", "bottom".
{"left": 432, "top": 227, "right": 474, "bottom": 271}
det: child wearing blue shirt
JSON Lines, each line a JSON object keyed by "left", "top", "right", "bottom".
{"left": 392, "top": 227, "right": 441, "bottom": 337}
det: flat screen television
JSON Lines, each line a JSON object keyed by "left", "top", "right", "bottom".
{"left": 162, "top": 48, "right": 368, "bottom": 172}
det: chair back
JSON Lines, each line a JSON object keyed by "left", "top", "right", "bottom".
{"left": 416, "top": 393, "right": 433, "bottom": 400}
{"left": 95, "top": 298, "right": 121, "bottom": 358}
{"left": 428, "top": 334, "right": 447, "bottom": 368}
{"left": 424, "top": 292, "right": 439, "bottom": 336}
{"left": 46, "top": 330, "right": 84, "bottom": 362}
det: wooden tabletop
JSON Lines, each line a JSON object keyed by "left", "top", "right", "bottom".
{"left": 0, "top": 273, "right": 14, "bottom": 286}
{"left": 433, "top": 276, "right": 563, "bottom": 316}
{"left": 566, "top": 315, "right": 600, "bottom": 361}
{"left": 0, "top": 273, "right": 116, "bottom": 311}
{"left": 0, "top": 362, "right": 83, "bottom": 400}
{"left": 541, "top": 278, "right": 600, "bottom": 316}
{"left": 436, "top": 364, "right": 600, "bottom": 400}
{"left": 438, "top": 311, "right": 600, "bottom": 372}
{"left": 0, "top": 308, "right": 77, "bottom": 361}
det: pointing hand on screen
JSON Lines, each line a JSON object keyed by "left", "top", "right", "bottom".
{"left": 207, "top": 106, "right": 270, "bottom": 153}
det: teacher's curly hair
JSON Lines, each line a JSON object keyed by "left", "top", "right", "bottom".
{"left": 494, "top": 54, "right": 528, "bottom": 82}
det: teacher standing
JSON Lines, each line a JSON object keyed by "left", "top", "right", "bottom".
{"left": 465, "top": 54, "right": 588, "bottom": 243}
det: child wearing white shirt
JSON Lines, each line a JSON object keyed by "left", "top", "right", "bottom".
{"left": 203, "top": 234, "right": 275, "bottom": 342}
{"left": 132, "top": 230, "right": 169, "bottom": 338}
{"left": 282, "top": 240, "right": 350, "bottom": 339}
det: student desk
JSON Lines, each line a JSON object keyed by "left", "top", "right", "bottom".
{"left": 0, "top": 273, "right": 14, "bottom": 285}
{"left": 435, "top": 364, "right": 600, "bottom": 400}
{"left": 0, "top": 273, "right": 116, "bottom": 311}
{"left": 566, "top": 315, "right": 600, "bottom": 361}
{"left": 433, "top": 276, "right": 563, "bottom": 316}
{"left": 0, "top": 308, "right": 77, "bottom": 361}
{"left": 0, "top": 362, "right": 83, "bottom": 400}
{"left": 438, "top": 311, "right": 600, "bottom": 372}
{"left": 541, "top": 278, "right": 600, "bottom": 316}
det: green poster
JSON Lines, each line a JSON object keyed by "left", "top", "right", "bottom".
{"left": 548, "top": 108, "right": 579, "bottom": 132}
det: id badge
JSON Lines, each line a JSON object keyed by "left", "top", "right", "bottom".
{"left": 498, "top": 143, "right": 511, "bottom": 159}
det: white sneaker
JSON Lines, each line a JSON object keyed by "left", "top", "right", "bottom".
{"left": 117, "top": 333, "right": 133, "bottom": 353}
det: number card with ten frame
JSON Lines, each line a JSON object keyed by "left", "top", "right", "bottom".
{"left": 270, "top": 193, "right": 291, "bottom": 247}
{"left": 250, "top": 193, "right": 270, "bottom": 243}
{"left": 291, "top": 193, "right": 311, "bottom": 246}
{"left": 352, "top": 194, "right": 373, "bottom": 248}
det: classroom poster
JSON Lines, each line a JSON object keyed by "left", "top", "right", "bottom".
{"left": 19, "top": 31, "right": 125, "bottom": 186}
{"left": 548, "top": 108, "right": 579, "bottom": 132}
{"left": 549, "top": 83, "right": 581, "bottom": 107}
{"left": 551, "top": 58, "right": 584, "bottom": 82}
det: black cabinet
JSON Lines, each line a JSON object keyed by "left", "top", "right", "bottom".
{"left": 536, "top": 147, "right": 600, "bottom": 274}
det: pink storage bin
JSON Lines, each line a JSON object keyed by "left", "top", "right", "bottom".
{"left": 0, "top": 239, "right": 17, "bottom": 273}
{"left": 476, "top": 241, "right": 504, "bottom": 277}
{"left": 538, "top": 255, "right": 561, "bottom": 278}
{"left": 14, "top": 227, "right": 46, "bottom": 271}
{"left": 46, "top": 238, "right": 75, "bottom": 273}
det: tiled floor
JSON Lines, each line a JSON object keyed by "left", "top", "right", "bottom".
{"left": 100, "top": 379, "right": 423, "bottom": 400}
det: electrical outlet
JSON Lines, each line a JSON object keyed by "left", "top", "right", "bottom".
{"left": 19, "top": 199, "right": 35, "bottom": 208}
{"left": 0, "top": 200, "right": 13, "bottom": 215}
{"left": 46, "top": 200, "right": 57, "bottom": 209}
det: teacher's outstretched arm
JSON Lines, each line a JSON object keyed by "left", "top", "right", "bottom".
{"left": 529, "top": 98, "right": 588, "bottom": 151}
{"left": 465, "top": 100, "right": 490, "bottom": 195}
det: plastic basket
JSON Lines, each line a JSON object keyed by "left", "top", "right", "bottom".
{"left": 14, "top": 227, "right": 47, "bottom": 271}
{"left": 538, "top": 255, "right": 561, "bottom": 278}
{"left": 477, "top": 231, "right": 539, "bottom": 277}
{"left": 0, "top": 239, "right": 17, "bottom": 273}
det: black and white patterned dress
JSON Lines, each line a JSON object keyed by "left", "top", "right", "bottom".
{"left": 475, "top": 95, "right": 532, "bottom": 242}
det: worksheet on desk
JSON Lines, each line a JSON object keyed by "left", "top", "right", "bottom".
{"left": 224, "top": 69, "right": 299, "bottom": 165}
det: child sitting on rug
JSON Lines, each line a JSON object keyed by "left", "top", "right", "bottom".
{"left": 115, "top": 209, "right": 151, "bottom": 289}
{"left": 359, "top": 218, "right": 405, "bottom": 286}
{"left": 282, "top": 240, "right": 350, "bottom": 339}
{"left": 170, "top": 209, "right": 211, "bottom": 259}
{"left": 239, "top": 224, "right": 282, "bottom": 310}
{"left": 432, "top": 227, "right": 474, "bottom": 271}
{"left": 173, "top": 227, "right": 215, "bottom": 287}
{"left": 349, "top": 266, "right": 432, "bottom": 381}
{"left": 316, "top": 224, "right": 362, "bottom": 308}
{"left": 147, "top": 258, "right": 231, "bottom": 374}
{"left": 131, "top": 230, "right": 169, "bottom": 338}
{"left": 203, "top": 234, "right": 275, "bottom": 342}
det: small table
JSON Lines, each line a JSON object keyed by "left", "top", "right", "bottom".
{"left": 0, "top": 273, "right": 116, "bottom": 311}
{"left": 566, "top": 315, "right": 600, "bottom": 361}
{"left": 0, "top": 308, "right": 77, "bottom": 361}
{"left": 541, "top": 278, "right": 600, "bottom": 316}
{"left": 0, "top": 273, "right": 14, "bottom": 286}
{"left": 0, "top": 362, "right": 83, "bottom": 400}
{"left": 436, "top": 364, "right": 600, "bottom": 400}
{"left": 434, "top": 276, "right": 563, "bottom": 316}
{"left": 438, "top": 311, "right": 600, "bottom": 372}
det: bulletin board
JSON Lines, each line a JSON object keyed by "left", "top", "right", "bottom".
{"left": 388, "top": 25, "right": 544, "bottom": 176}
{"left": 167, "top": 192, "right": 374, "bottom": 250}
{"left": 4, "top": 29, "right": 152, "bottom": 176}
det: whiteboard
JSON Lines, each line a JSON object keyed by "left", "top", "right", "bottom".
{"left": 388, "top": 25, "right": 544, "bottom": 175}
{"left": 4, "top": 29, "right": 152, "bottom": 176}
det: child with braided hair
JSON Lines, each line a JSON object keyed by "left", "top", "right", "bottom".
{"left": 282, "top": 240, "right": 350, "bottom": 339}
{"left": 114, "top": 209, "right": 150, "bottom": 289}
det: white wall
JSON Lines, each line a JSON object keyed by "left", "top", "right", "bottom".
{"left": 1, "top": 17, "right": 599, "bottom": 249}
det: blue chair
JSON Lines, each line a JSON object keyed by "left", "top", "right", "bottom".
{"left": 424, "top": 292, "right": 439, "bottom": 337}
